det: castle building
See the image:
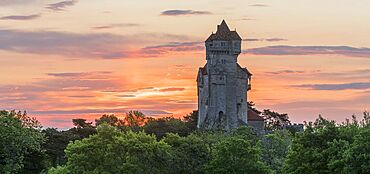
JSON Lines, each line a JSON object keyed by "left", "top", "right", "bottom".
{"left": 197, "top": 20, "right": 253, "bottom": 131}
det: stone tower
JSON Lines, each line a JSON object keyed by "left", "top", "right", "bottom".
{"left": 197, "top": 20, "right": 252, "bottom": 131}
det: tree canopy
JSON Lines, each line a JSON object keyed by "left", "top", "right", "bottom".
{"left": 50, "top": 124, "right": 172, "bottom": 174}
{"left": 283, "top": 114, "right": 370, "bottom": 174}
{"left": 0, "top": 110, "right": 45, "bottom": 174}
{"left": 2, "top": 108, "right": 369, "bottom": 174}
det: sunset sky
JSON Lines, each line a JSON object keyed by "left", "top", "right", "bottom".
{"left": 1, "top": 0, "right": 369, "bottom": 129}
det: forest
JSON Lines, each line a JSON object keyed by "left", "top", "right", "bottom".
{"left": 0, "top": 107, "right": 369, "bottom": 174}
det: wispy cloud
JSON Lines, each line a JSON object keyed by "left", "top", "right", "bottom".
{"left": 275, "top": 95, "right": 370, "bottom": 113}
{"left": 91, "top": 23, "right": 140, "bottom": 30}
{"left": 68, "top": 95, "right": 95, "bottom": 98}
{"left": 161, "top": 10, "right": 212, "bottom": 16}
{"left": 0, "top": 29, "right": 192, "bottom": 59}
{"left": 265, "top": 70, "right": 306, "bottom": 75}
{"left": 265, "top": 38, "right": 288, "bottom": 42}
{"left": 238, "top": 17, "right": 255, "bottom": 21}
{"left": 46, "top": 0, "right": 78, "bottom": 11}
{"left": 30, "top": 109, "right": 172, "bottom": 116}
{"left": 244, "top": 45, "right": 370, "bottom": 58}
{"left": 0, "top": 68, "right": 195, "bottom": 128}
{"left": 293, "top": 82, "right": 370, "bottom": 90}
{"left": 102, "top": 87, "right": 155, "bottom": 93}
{"left": 0, "top": 0, "right": 39, "bottom": 6}
{"left": 158, "top": 87, "right": 185, "bottom": 92}
{"left": 244, "top": 38, "right": 263, "bottom": 42}
{"left": 243, "top": 38, "right": 287, "bottom": 42}
{"left": 314, "top": 69, "right": 370, "bottom": 80}
{"left": 250, "top": 4, "right": 270, "bottom": 7}
{"left": 138, "top": 41, "right": 203, "bottom": 56}
{"left": 5, "top": 71, "right": 118, "bottom": 93}
{"left": 116, "top": 94, "right": 137, "bottom": 98}
{"left": 47, "top": 71, "right": 112, "bottom": 78}
{"left": 0, "top": 71, "right": 122, "bottom": 115}
{"left": 0, "top": 14, "right": 40, "bottom": 20}
{"left": 0, "top": 29, "right": 130, "bottom": 58}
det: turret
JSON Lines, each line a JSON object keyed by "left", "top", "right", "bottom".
{"left": 205, "top": 20, "right": 242, "bottom": 58}
{"left": 197, "top": 20, "right": 253, "bottom": 131}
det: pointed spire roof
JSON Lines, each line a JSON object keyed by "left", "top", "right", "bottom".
{"left": 206, "top": 20, "right": 242, "bottom": 42}
{"left": 218, "top": 20, "right": 230, "bottom": 32}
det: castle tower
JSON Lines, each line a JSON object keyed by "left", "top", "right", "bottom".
{"left": 197, "top": 20, "right": 252, "bottom": 131}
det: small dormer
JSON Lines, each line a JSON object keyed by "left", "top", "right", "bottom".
{"left": 205, "top": 20, "right": 242, "bottom": 55}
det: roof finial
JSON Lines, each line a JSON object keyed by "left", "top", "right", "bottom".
{"left": 221, "top": 19, "right": 227, "bottom": 25}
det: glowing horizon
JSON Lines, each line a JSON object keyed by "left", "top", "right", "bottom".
{"left": 0, "top": 0, "right": 369, "bottom": 129}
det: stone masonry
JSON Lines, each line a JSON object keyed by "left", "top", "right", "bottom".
{"left": 197, "top": 20, "right": 252, "bottom": 131}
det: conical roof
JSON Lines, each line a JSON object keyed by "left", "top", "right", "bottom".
{"left": 205, "top": 20, "right": 242, "bottom": 42}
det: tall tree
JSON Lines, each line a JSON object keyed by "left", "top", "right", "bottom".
{"left": 183, "top": 110, "right": 198, "bottom": 131}
{"left": 343, "top": 126, "right": 370, "bottom": 173}
{"left": 262, "top": 109, "right": 291, "bottom": 130}
{"left": 205, "top": 137, "right": 271, "bottom": 174}
{"left": 42, "top": 128, "right": 80, "bottom": 167}
{"left": 261, "top": 130, "right": 292, "bottom": 174}
{"left": 163, "top": 133, "right": 210, "bottom": 174}
{"left": 124, "top": 110, "right": 146, "bottom": 127}
{"left": 71, "top": 119, "right": 93, "bottom": 129}
{"left": 49, "top": 124, "right": 172, "bottom": 174}
{"left": 95, "top": 114, "right": 121, "bottom": 126}
{"left": 283, "top": 115, "right": 370, "bottom": 174}
{"left": 283, "top": 116, "right": 340, "bottom": 174}
{"left": 0, "top": 110, "right": 45, "bottom": 174}
{"left": 248, "top": 101, "right": 262, "bottom": 115}
{"left": 144, "top": 117, "right": 191, "bottom": 139}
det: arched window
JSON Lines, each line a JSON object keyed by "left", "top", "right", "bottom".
{"left": 218, "top": 111, "right": 224, "bottom": 122}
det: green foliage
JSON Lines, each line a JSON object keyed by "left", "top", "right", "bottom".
{"left": 231, "top": 126, "right": 259, "bottom": 144}
{"left": 344, "top": 126, "right": 370, "bottom": 173}
{"left": 262, "top": 109, "right": 291, "bottom": 130}
{"left": 0, "top": 110, "right": 45, "bottom": 174}
{"left": 144, "top": 117, "right": 191, "bottom": 139}
{"left": 72, "top": 118, "right": 93, "bottom": 129}
{"left": 163, "top": 133, "right": 210, "bottom": 174}
{"left": 205, "top": 137, "right": 271, "bottom": 174}
{"left": 143, "top": 110, "right": 200, "bottom": 139}
{"left": 95, "top": 114, "right": 121, "bottom": 126}
{"left": 41, "top": 125, "right": 97, "bottom": 169}
{"left": 183, "top": 110, "right": 198, "bottom": 131}
{"left": 262, "top": 130, "right": 292, "bottom": 174}
{"left": 5, "top": 107, "right": 368, "bottom": 174}
{"left": 46, "top": 124, "right": 276, "bottom": 174}
{"left": 42, "top": 128, "right": 80, "bottom": 167}
{"left": 193, "top": 126, "right": 270, "bottom": 174}
{"left": 67, "top": 126, "right": 97, "bottom": 139}
{"left": 283, "top": 114, "right": 370, "bottom": 174}
{"left": 94, "top": 111, "right": 146, "bottom": 132}
{"left": 125, "top": 110, "right": 146, "bottom": 127}
{"left": 55, "top": 124, "right": 172, "bottom": 174}
{"left": 47, "top": 166, "right": 69, "bottom": 174}
{"left": 284, "top": 116, "right": 343, "bottom": 174}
